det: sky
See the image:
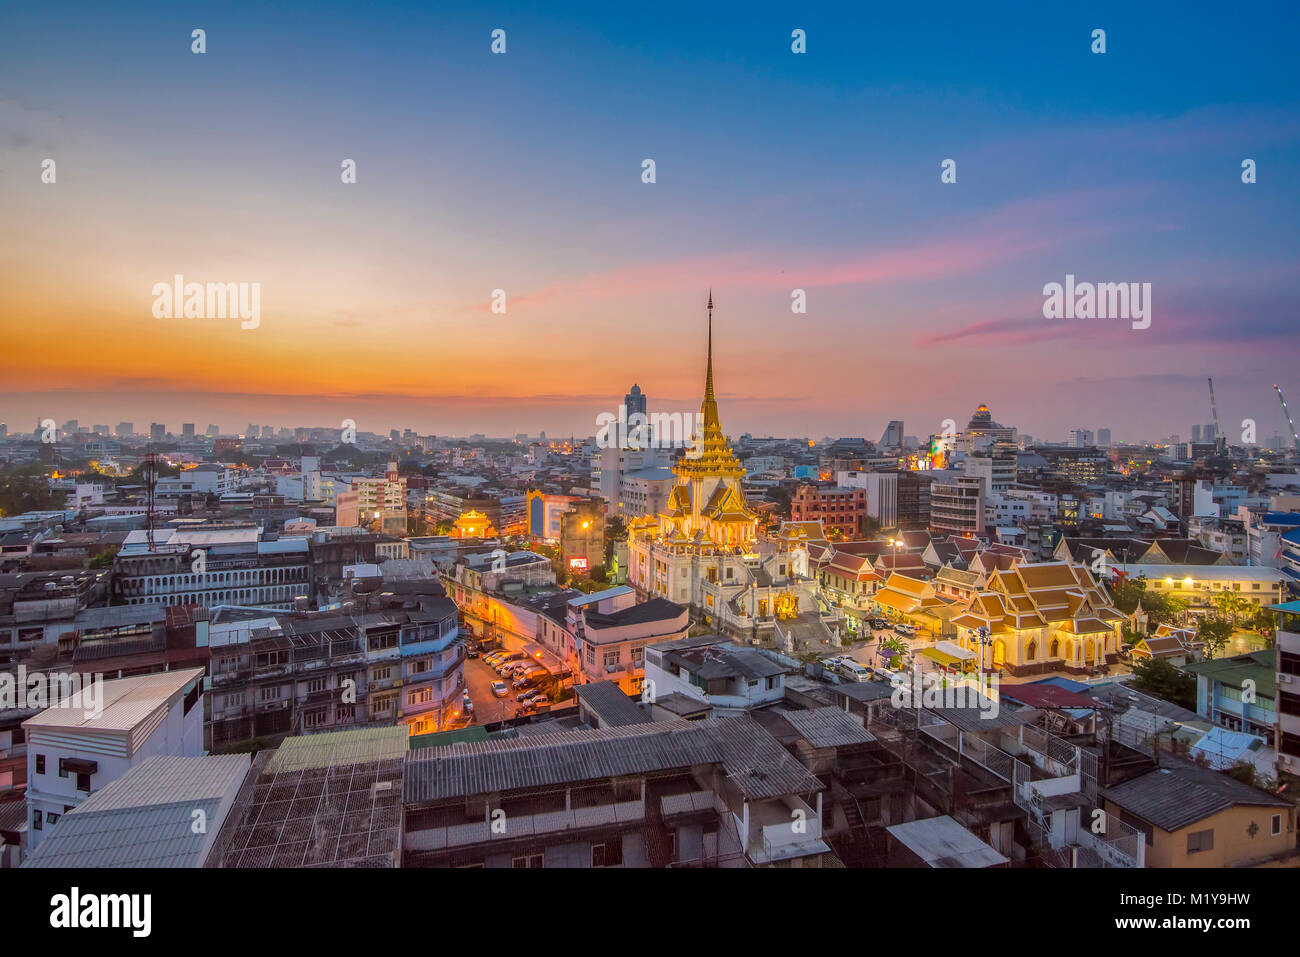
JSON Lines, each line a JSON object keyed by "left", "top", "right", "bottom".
{"left": 2, "top": 1, "right": 1298, "bottom": 445}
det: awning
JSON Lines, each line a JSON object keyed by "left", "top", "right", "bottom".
{"left": 874, "top": 590, "right": 919, "bottom": 613}
{"left": 934, "top": 641, "right": 976, "bottom": 661}
{"left": 918, "top": 647, "right": 962, "bottom": 667}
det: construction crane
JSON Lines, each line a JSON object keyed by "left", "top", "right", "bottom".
{"left": 1207, "top": 377, "right": 1227, "bottom": 454}
{"left": 1277, "top": 384, "right": 1300, "bottom": 452}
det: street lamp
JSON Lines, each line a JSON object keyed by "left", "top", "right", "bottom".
{"left": 972, "top": 625, "right": 992, "bottom": 674}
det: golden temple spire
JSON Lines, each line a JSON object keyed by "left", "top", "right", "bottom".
{"left": 703, "top": 289, "right": 719, "bottom": 429}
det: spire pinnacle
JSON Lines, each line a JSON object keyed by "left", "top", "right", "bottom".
{"left": 702, "top": 289, "right": 719, "bottom": 429}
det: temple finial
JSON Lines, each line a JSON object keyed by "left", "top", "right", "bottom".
{"left": 702, "top": 289, "right": 718, "bottom": 428}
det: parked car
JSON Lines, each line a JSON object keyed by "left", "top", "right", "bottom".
{"left": 490, "top": 680, "right": 509, "bottom": 697}
{"left": 520, "top": 695, "right": 551, "bottom": 712}
{"left": 511, "top": 675, "right": 536, "bottom": 690}
{"left": 461, "top": 692, "right": 474, "bottom": 714}
{"left": 517, "top": 688, "right": 544, "bottom": 703}
{"left": 466, "top": 646, "right": 480, "bottom": 659}
{"left": 483, "top": 651, "right": 507, "bottom": 666}
{"left": 869, "top": 618, "right": 890, "bottom": 630}
{"left": 893, "top": 623, "right": 917, "bottom": 636}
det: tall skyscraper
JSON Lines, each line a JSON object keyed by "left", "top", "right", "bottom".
{"left": 624, "top": 384, "right": 647, "bottom": 419}
{"left": 1096, "top": 428, "right": 1111, "bottom": 447}
{"left": 150, "top": 422, "right": 165, "bottom": 441}
{"left": 879, "top": 420, "right": 904, "bottom": 449}
{"left": 182, "top": 423, "right": 196, "bottom": 439}
{"left": 1192, "top": 424, "right": 1202, "bottom": 443}
{"left": 116, "top": 422, "right": 134, "bottom": 438}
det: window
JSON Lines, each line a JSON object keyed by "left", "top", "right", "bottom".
{"left": 1187, "top": 829, "right": 1214, "bottom": 854}
{"left": 35, "top": 754, "right": 45, "bottom": 775}
{"left": 512, "top": 852, "right": 543, "bottom": 868}
{"left": 32, "top": 811, "right": 41, "bottom": 830}
{"left": 1272, "top": 814, "right": 1283, "bottom": 836}
{"left": 46, "top": 812, "right": 59, "bottom": 825}
{"left": 592, "top": 837, "right": 623, "bottom": 867}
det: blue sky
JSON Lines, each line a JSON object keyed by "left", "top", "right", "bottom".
{"left": 2, "top": 1, "right": 1298, "bottom": 441}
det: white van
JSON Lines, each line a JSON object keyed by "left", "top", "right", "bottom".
{"left": 836, "top": 659, "right": 872, "bottom": 683}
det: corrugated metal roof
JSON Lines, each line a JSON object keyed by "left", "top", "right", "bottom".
{"left": 574, "top": 681, "right": 650, "bottom": 727}
{"left": 780, "top": 707, "right": 876, "bottom": 748}
{"left": 887, "top": 815, "right": 1008, "bottom": 868}
{"left": 269, "top": 725, "right": 410, "bottom": 773}
{"left": 73, "top": 754, "right": 250, "bottom": 812}
{"left": 22, "top": 754, "right": 250, "bottom": 868}
{"left": 23, "top": 799, "right": 225, "bottom": 867}
{"left": 404, "top": 717, "right": 824, "bottom": 804}
{"left": 22, "top": 667, "right": 204, "bottom": 734}
{"left": 1100, "top": 763, "right": 1291, "bottom": 832}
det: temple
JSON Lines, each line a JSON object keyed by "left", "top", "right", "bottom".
{"left": 657, "top": 292, "right": 760, "bottom": 550}
{"left": 628, "top": 295, "right": 817, "bottom": 642}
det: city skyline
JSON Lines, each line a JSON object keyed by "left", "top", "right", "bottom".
{"left": 3, "top": 2, "right": 1298, "bottom": 439}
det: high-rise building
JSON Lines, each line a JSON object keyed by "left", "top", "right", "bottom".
{"left": 1097, "top": 428, "right": 1111, "bottom": 447}
{"left": 206, "top": 424, "right": 220, "bottom": 437}
{"left": 150, "top": 423, "right": 165, "bottom": 441}
{"left": 879, "top": 420, "right": 904, "bottom": 449}
{"left": 1068, "top": 429, "right": 1094, "bottom": 448}
{"left": 624, "top": 383, "right": 647, "bottom": 419}
{"left": 929, "top": 472, "right": 985, "bottom": 537}
{"left": 116, "top": 422, "right": 134, "bottom": 438}
{"left": 959, "top": 404, "right": 1016, "bottom": 453}
{"left": 182, "top": 423, "right": 196, "bottom": 439}
{"left": 1192, "top": 424, "right": 1203, "bottom": 443}
{"left": 61, "top": 419, "right": 78, "bottom": 435}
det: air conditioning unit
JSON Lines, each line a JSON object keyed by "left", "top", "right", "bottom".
{"left": 1280, "top": 673, "right": 1294, "bottom": 684}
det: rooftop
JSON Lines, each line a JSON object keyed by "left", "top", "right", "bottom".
{"left": 23, "top": 754, "right": 250, "bottom": 868}
{"left": 23, "top": 667, "right": 204, "bottom": 738}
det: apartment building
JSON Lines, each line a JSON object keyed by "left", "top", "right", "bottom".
{"left": 929, "top": 472, "right": 985, "bottom": 538}
{"left": 23, "top": 667, "right": 206, "bottom": 852}
{"left": 402, "top": 715, "right": 830, "bottom": 868}
{"left": 1276, "top": 600, "right": 1300, "bottom": 789}
{"left": 206, "top": 582, "right": 462, "bottom": 746}
{"left": 570, "top": 594, "right": 688, "bottom": 694}
{"left": 643, "top": 634, "right": 794, "bottom": 716}
{"left": 791, "top": 485, "right": 867, "bottom": 537}
{"left": 112, "top": 525, "right": 311, "bottom": 610}
{"left": 1113, "top": 563, "right": 1287, "bottom": 613}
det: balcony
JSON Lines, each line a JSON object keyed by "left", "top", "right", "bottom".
{"left": 408, "top": 799, "right": 647, "bottom": 852}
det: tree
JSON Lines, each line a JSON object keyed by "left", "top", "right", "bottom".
{"left": 1248, "top": 606, "right": 1276, "bottom": 636}
{"left": 1106, "top": 574, "right": 1186, "bottom": 628}
{"left": 1212, "top": 591, "right": 1251, "bottom": 625}
{"left": 0, "top": 465, "right": 64, "bottom": 517}
{"left": 1197, "top": 616, "right": 1234, "bottom": 660}
{"left": 1129, "top": 657, "right": 1196, "bottom": 710}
